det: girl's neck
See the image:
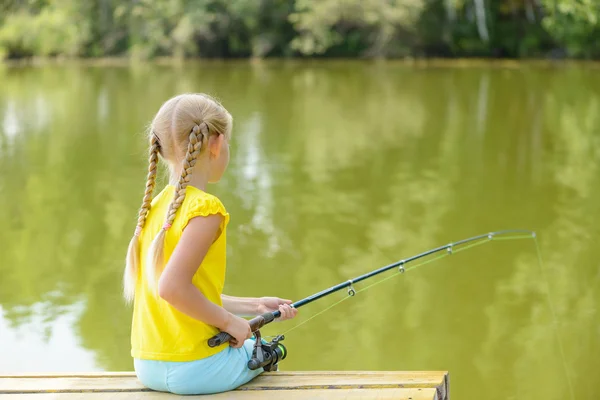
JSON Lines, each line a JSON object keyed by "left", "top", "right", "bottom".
{"left": 170, "top": 165, "right": 210, "bottom": 192}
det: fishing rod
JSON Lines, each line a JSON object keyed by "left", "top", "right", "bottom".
{"left": 208, "top": 229, "right": 535, "bottom": 371}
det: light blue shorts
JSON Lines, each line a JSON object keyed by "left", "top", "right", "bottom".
{"left": 134, "top": 339, "right": 263, "bottom": 395}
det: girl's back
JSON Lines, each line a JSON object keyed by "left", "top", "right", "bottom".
{"left": 132, "top": 185, "right": 230, "bottom": 361}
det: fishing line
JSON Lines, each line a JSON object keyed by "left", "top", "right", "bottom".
{"left": 267, "top": 233, "right": 575, "bottom": 400}
{"left": 273, "top": 253, "right": 448, "bottom": 336}
{"left": 534, "top": 238, "right": 575, "bottom": 400}
{"left": 275, "top": 234, "right": 519, "bottom": 336}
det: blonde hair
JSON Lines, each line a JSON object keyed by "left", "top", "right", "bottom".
{"left": 123, "top": 93, "right": 232, "bottom": 302}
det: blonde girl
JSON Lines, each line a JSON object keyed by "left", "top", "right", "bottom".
{"left": 124, "top": 93, "right": 297, "bottom": 395}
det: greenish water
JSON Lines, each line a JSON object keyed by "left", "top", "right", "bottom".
{"left": 1, "top": 62, "right": 599, "bottom": 399}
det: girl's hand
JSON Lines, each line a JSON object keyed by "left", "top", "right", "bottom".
{"left": 223, "top": 313, "right": 252, "bottom": 348}
{"left": 258, "top": 297, "right": 298, "bottom": 321}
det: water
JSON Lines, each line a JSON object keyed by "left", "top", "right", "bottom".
{"left": 1, "top": 61, "right": 599, "bottom": 399}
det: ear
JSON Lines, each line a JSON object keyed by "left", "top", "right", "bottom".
{"left": 208, "top": 134, "right": 223, "bottom": 159}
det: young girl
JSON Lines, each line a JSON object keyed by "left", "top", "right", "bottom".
{"left": 123, "top": 93, "right": 297, "bottom": 395}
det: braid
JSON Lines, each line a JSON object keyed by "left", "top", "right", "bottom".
{"left": 135, "top": 135, "right": 160, "bottom": 233}
{"left": 145, "top": 123, "right": 207, "bottom": 291}
{"left": 165, "top": 123, "right": 206, "bottom": 227}
{"left": 123, "top": 134, "right": 161, "bottom": 303}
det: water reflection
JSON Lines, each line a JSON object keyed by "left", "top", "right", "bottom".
{"left": 0, "top": 62, "right": 598, "bottom": 399}
{"left": 0, "top": 302, "right": 98, "bottom": 373}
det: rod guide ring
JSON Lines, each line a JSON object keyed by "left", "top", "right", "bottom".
{"left": 398, "top": 260, "right": 406, "bottom": 273}
{"left": 347, "top": 280, "right": 356, "bottom": 297}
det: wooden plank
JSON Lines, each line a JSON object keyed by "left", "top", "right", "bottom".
{"left": 239, "top": 373, "right": 445, "bottom": 390}
{"left": 5, "top": 388, "right": 437, "bottom": 400}
{"left": 0, "top": 372, "right": 447, "bottom": 392}
{"left": 0, "top": 371, "right": 446, "bottom": 378}
{"left": 0, "top": 372, "right": 449, "bottom": 400}
{"left": 0, "top": 377, "right": 147, "bottom": 393}
{"left": 0, "top": 373, "right": 136, "bottom": 378}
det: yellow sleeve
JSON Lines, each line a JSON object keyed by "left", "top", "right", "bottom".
{"left": 181, "top": 193, "right": 230, "bottom": 232}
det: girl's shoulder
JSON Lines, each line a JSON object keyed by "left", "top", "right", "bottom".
{"left": 181, "top": 186, "right": 229, "bottom": 226}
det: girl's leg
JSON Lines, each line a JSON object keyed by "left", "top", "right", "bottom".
{"left": 165, "top": 339, "right": 264, "bottom": 395}
{"left": 133, "top": 358, "right": 170, "bottom": 392}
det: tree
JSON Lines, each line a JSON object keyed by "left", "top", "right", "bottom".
{"left": 289, "top": 0, "right": 425, "bottom": 57}
{"left": 542, "top": 0, "right": 600, "bottom": 57}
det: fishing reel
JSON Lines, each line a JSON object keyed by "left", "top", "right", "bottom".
{"left": 248, "top": 330, "right": 287, "bottom": 372}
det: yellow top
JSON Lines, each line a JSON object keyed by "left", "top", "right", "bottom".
{"left": 131, "top": 185, "right": 230, "bottom": 361}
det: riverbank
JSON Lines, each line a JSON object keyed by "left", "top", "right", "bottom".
{"left": 3, "top": 56, "right": 600, "bottom": 69}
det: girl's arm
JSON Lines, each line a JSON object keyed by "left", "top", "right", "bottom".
{"left": 222, "top": 295, "right": 298, "bottom": 320}
{"left": 157, "top": 214, "right": 251, "bottom": 347}
{"left": 221, "top": 294, "right": 261, "bottom": 317}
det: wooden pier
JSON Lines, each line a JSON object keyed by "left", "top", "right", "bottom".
{"left": 0, "top": 371, "right": 449, "bottom": 399}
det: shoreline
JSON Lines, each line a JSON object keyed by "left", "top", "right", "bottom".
{"left": 3, "top": 56, "right": 600, "bottom": 69}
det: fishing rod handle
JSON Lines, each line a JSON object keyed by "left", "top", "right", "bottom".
{"left": 207, "top": 312, "right": 276, "bottom": 348}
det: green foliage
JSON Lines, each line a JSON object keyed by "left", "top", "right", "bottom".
{"left": 110, "top": 0, "right": 295, "bottom": 59}
{"left": 541, "top": 0, "right": 600, "bottom": 58}
{"left": 0, "top": 0, "right": 599, "bottom": 59}
{"left": 290, "top": 0, "right": 424, "bottom": 57}
{"left": 0, "top": 6, "right": 89, "bottom": 57}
